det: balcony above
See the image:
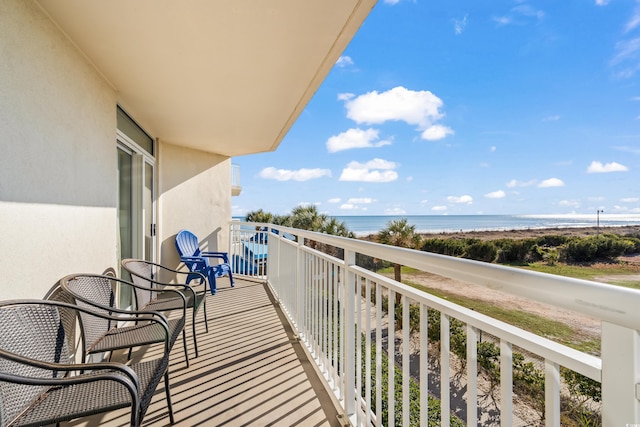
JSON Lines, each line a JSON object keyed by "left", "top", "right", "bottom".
{"left": 35, "top": 0, "right": 376, "bottom": 157}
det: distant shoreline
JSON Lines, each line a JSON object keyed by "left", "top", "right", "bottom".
{"left": 363, "top": 224, "right": 640, "bottom": 241}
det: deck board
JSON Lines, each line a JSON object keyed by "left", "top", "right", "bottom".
{"left": 64, "top": 278, "right": 342, "bottom": 427}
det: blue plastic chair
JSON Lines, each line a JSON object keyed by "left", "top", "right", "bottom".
{"left": 175, "top": 230, "right": 234, "bottom": 295}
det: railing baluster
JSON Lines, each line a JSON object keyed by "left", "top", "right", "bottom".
{"left": 500, "top": 340, "right": 513, "bottom": 427}
{"left": 344, "top": 250, "right": 356, "bottom": 416}
{"left": 365, "top": 278, "right": 372, "bottom": 426}
{"left": 466, "top": 325, "right": 478, "bottom": 427}
{"left": 402, "top": 295, "right": 410, "bottom": 427}
{"left": 545, "top": 359, "right": 560, "bottom": 427}
{"left": 333, "top": 264, "right": 339, "bottom": 392}
{"left": 356, "top": 273, "right": 362, "bottom": 426}
{"left": 376, "top": 282, "right": 382, "bottom": 427}
{"left": 420, "top": 303, "right": 428, "bottom": 427}
{"left": 388, "top": 290, "right": 395, "bottom": 426}
{"left": 441, "top": 312, "right": 450, "bottom": 426}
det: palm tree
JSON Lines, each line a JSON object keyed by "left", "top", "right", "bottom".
{"left": 321, "top": 217, "right": 354, "bottom": 238}
{"left": 290, "top": 205, "right": 328, "bottom": 231}
{"left": 245, "top": 209, "right": 273, "bottom": 224}
{"left": 377, "top": 218, "right": 422, "bottom": 303}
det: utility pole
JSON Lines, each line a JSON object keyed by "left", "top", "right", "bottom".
{"left": 597, "top": 209, "right": 604, "bottom": 237}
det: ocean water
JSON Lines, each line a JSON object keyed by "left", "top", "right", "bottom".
{"left": 332, "top": 214, "right": 640, "bottom": 236}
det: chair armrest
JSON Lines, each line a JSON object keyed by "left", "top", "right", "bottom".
{"left": 0, "top": 348, "right": 141, "bottom": 423}
{"left": 200, "top": 252, "right": 230, "bottom": 263}
{"left": 0, "top": 347, "right": 141, "bottom": 391}
{"left": 119, "top": 280, "right": 188, "bottom": 311}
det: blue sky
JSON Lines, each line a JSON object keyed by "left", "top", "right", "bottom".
{"left": 232, "top": 0, "right": 640, "bottom": 218}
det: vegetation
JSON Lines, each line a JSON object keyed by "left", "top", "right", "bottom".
{"left": 422, "top": 233, "right": 639, "bottom": 265}
{"left": 377, "top": 218, "right": 422, "bottom": 304}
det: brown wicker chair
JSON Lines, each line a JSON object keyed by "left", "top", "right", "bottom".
{"left": 59, "top": 273, "right": 189, "bottom": 367}
{"left": 0, "top": 299, "right": 174, "bottom": 426}
{"left": 121, "top": 258, "right": 209, "bottom": 358}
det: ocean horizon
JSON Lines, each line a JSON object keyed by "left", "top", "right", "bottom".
{"left": 234, "top": 213, "right": 640, "bottom": 236}
{"left": 332, "top": 214, "right": 640, "bottom": 236}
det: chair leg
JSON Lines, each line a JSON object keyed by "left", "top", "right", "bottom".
{"left": 182, "top": 329, "right": 189, "bottom": 368}
{"left": 228, "top": 270, "right": 234, "bottom": 287}
{"left": 203, "top": 298, "right": 209, "bottom": 333}
{"left": 192, "top": 310, "right": 199, "bottom": 358}
{"left": 164, "top": 371, "right": 175, "bottom": 424}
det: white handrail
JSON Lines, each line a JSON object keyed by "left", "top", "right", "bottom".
{"left": 230, "top": 221, "right": 640, "bottom": 426}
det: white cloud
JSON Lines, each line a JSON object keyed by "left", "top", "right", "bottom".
{"left": 587, "top": 161, "right": 629, "bottom": 173}
{"left": 513, "top": 5, "right": 544, "bottom": 19}
{"left": 485, "top": 190, "right": 506, "bottom": 199}
{"left": 259, "top": 167, "right": 331, "bottom": 181}
{"left": 432, "top": 205, "right": 448, "bottom": 211}
{"left": 406, "top": 176, "right": 414, "bottom": 182}
{"left": 538, "top": 178, "right": 565, "bottom": 188}
{"left": 453, "top": 15, "right": 468, "bottom": 35}
{"left": 327, "top": 198, "right": 341, "bottom": 203}
{"left": 559, "top": 200, "right": 581, "bottom": 208}
{"left": 326, "top": 128, "right": 392, "bottom": 153}
{"left": 339, "top": 159, "right": 398, "bottom": 182}
{"left": 420, "top": 199, "right": 429, "bottom": 206}
{"left": 421, "top": 125, "right": 454, "bottom": 141}
{"left": 347, "top": 197, "right": 375, "bottom": 204}
{"left": 335, "top": 55, "right": 354, "bottom": 68}
{"left": 384, "top": 0, "right": 400, "bottom": 4}
{"left": 610, "top": 37, "right": 640, "bottom": 78}
{"left": 506, "top": 179, "right": 536, "bottom": 188}
{"left": 542, "top": 115, "right": 560, "bottom": 122}
{"left": 339, "top": 203, "right": 358, "bottom": 210}
{"left": 621, "top": 197, "right": 640, "bottom": 203}
{"left": 337, "top": 93, "right": 355, "bottom": 102}
{"left": 342, "top": 86, "right": 447, "bottom": 130}
{"left": 595, "top": 0, "right": 610, "bottom": 5}
{"left": 625, "top": 6, "right": 640, "bottom": 33}
{"left": 493, "top": 16, "right": 512, "bottom": 26}
{"left": 494, "top": 4, "right": 544, "bottom": 26}
{"left": 490, "top": 146, "right": 497, "bottom": 152}
{"left": 385, "top": 207, "right": 407, "bottom": 215}
{"left": 447, "top": 195, "right": 473, "bottom": 204}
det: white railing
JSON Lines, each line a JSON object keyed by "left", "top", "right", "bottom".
{"left": 229, "top": 221, "right": 640, "bottom": 427}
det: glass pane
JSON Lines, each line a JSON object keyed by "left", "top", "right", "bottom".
{"left": 117, "top": 106, "right": 153, "bottom": 155}
{"left": 144, "top": 161, "right": 153, "bottom": 262}
{"left": 117, "top": 147, "right": 133, "bottom": 305}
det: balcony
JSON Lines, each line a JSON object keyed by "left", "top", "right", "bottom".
{"left": 71, "top": 222, "right": 640, "bottom": 426}
{"left": 231, "top": 164, "right": 242, "bottom": 196}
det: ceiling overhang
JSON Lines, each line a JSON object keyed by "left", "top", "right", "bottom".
{"left": 36, "top": 0, "right": 376, "bottom": 157}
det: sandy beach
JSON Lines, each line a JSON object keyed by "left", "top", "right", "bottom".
{"left": 416, "top": 224, "right": 640, "bottom": 241}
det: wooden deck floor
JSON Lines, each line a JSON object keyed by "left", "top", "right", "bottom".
{"left": 65, "top": 277, "right": 343, "bottom": 427}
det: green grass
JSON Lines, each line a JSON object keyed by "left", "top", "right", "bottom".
{"left": 404, "top": 279, "right": 589, "bottom": 345}
{"left": 522, "top": 262, "right": 640, "bottom": 281}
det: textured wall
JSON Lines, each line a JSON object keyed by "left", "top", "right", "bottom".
{"left": 0, "top": 0, "right": 117, "bottom": 298}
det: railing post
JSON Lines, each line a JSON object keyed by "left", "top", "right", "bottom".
{"left": 296, "top": 236, "right": 305, "bottom": 338}
{"left": 601, "top": 321, "right": 640, "bottom": 425}
{"left": 343, "top": 249, "right": 356, "bottom": 418}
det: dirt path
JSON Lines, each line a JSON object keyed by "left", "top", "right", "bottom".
{"left": 403, "top": 270, "right": 602, "bottom": 342}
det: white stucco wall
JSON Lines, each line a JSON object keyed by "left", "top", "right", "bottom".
{"left": 157, "top": 142, "right": 232, "bottom": 269}
{"left": 0, "top": 0, "right": 117, "bottom": 299}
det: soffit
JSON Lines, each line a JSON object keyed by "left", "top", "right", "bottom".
{"left": 36, "top": 0, "right": 376, "bottom": 157}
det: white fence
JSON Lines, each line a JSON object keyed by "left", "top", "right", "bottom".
{"left": 229, "top": 221, "right": 640, "bottom": 426}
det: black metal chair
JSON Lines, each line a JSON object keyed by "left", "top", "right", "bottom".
{"left": 59, "top": 273, "right": 189, "bottom": 367}
{"left": 0, "top": 299, "right": 174, "bottom": 426}
{"left": 122, "top": 258, "right": 209, "bottom": 358}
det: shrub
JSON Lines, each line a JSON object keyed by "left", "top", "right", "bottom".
{"left": 465, "top": 241, "right": 498, "bottom": 263}
{"left": 536, "top": 234, "right": 570, "bottom": 247}
{"left": 421, "top": 238, "right": 467, "bottom": 257}
{"left": 561, "top": 235, "right": 634, "bottom": 263}
{"left": 495, "top": 238, "right": 538, "bottom": 263}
